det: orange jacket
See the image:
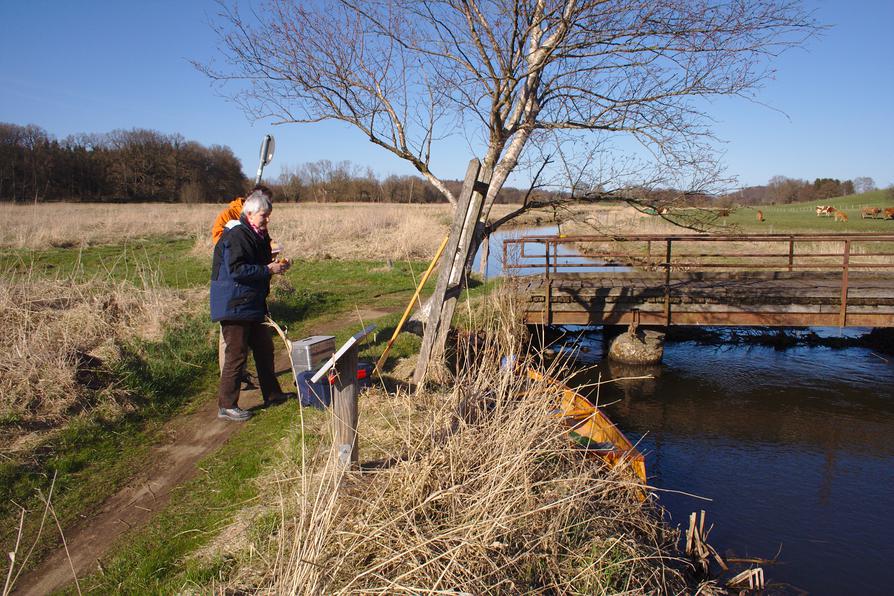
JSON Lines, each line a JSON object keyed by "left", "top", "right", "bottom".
{"left": 212, "top": 197, "right": 244, "bottom": 245}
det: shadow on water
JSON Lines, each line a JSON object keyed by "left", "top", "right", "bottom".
{"left": 537, "top": 325, "right": 894, "bottom": 595}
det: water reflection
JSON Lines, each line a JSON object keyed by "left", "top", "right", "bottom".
{"left": 547, "top": 327, "right": 894, "bottom": 595}
{"left": 472, "top": 225, "right": 628, "bottom": 278}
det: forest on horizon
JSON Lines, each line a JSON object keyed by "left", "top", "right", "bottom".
{"left": 0, "top": 122, "right": 881, "bottom": 206}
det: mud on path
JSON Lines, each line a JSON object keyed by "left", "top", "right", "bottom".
{"left": 17, "top": 308, "right": 400, "bottom": 595}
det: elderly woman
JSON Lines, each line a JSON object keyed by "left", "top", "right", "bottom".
{"left": 211, "top": 190, "right": 293, "bottom": 421}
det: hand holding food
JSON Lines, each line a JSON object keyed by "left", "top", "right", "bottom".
{"left": 268, "top": 257, "right": 291, "bottom": 274}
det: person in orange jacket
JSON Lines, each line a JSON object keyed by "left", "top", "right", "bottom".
{"left": 212, "top": 185, "right": 276, "bottom": 386}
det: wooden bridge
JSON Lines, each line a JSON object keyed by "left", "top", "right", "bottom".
{"left": 503, "top": 233, "right": 894, "bottom": 328}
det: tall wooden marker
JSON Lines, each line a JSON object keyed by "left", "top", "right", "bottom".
{"left": 413, "top": 158, "right": 492, "bottom": 386}
{"left": 312, "top": 325, "right": 376, "bottom": 469}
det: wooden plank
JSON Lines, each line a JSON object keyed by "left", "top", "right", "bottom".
{"left": 414, "top": 159, "right": 480, "bottom": 384}
{"left": 414, "top": 159, "right": 493, "bottom": 385}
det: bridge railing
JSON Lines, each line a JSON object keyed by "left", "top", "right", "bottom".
{"left": 503, "top": 233, "right": 894, "bottom": 277}
{"left": 503, "top": 233, "right": 894, "bottom": 327}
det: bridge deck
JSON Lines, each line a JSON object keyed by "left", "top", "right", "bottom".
{"left": 517, "top": 271, "right": 894, "bottom": 327}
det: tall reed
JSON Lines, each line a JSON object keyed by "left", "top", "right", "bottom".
{"left": 237, "top": 291, "right": 684, "bottom": 594}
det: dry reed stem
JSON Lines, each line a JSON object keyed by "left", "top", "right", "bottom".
{"left": 3, "top": 472, "right": 59, "bottom": 595}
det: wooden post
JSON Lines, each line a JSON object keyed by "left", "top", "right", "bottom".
{"left": 664, "top": 239, "right": 673, "bottom": 327}
{"left": 314, "top": 325, "right": 375, "bottom": 470}
{"left": 332, "top": 344, "right": 359, "bottom": 469}
{"left": 414, "top": 159, "right": 493, "bottom": 385}
{"left": 839, "top": 239, "right": 850, "bottom": 327}
{"left": 788, "top": 236, "right": 795, "bottom": 272}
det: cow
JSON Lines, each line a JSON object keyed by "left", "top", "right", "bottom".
{"left": 833, "top": 209, "right": 849, "bottom": 222}
{"left": 756, "top": 210, "right": 764, "bottom": 222}
{"left": 861, "top": 207, "right": 882, "bottom": 219}
{"left": 816, "top": 205, "right": 835, "bottom": 217}
{"left": 884, "top": 207, "right": 894, "bottom": 220}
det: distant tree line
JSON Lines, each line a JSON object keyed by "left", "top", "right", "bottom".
{"left": 3, "top": 122, "right": 882, "bottom": 208}
{"left": 724, "top": 176, "right": 877, "bottom": 206}
{"left": 0, "top": 123, "right": 245, "bottom": 203}
{"left": 272, "top": 159, "right": 533, "bottom": 204}
{"left": 0, "top": 122, "right": 536, "bottom": 205}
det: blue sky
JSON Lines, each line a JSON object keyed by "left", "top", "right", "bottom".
{"left": 1, "top": 0, "right": 891, "bottom": 191}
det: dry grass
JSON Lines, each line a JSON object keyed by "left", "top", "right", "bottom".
{"left": 1, "top": 201, "right": 666, "bottom": 261}
{"left": 0, "top": 203, "right": 214, "bottom": 248}
{"left": 191, "top": 203, "right": 458, "bottom": 262}
{"left": 0, "top": 202, "right": 454, "bottom": 261}
{"left": 211, "top": 291, "right": 686, "bottom": 594}
{"left": 0, "top": 265, "right": 196, "bottom": 452}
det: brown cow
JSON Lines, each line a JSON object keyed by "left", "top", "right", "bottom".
{"left": 833, "top": 209, "right": 849, "bottom": 222}
{"left": 884, "top": 207, "right": 894, "bottom": 220}
{"left": 756, "top": 210, "right": 764, "bottom": 222}
{"left": 861, "top": 207, "right": 881, "bottom": 219}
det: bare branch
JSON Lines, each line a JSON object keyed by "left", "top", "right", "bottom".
{"left": 202, "top": 0, "right": 818, "bottom": 220}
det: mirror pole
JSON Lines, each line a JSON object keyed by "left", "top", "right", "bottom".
{"left": 254, "top": 134, "right": 275, "bottom": 185}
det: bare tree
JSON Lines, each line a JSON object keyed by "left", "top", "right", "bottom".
{"left": 204, "top": 0, "right": 815, "bottom": 214}
{"left": 853, "top": 176, "right": 876, "bottom": 195}
{"left": 203, "top": 0, "right": 817, "bottom": 377}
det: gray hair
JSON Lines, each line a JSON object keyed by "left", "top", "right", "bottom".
{"left": 242, "top": 190, "right": 272, "bottom": 215}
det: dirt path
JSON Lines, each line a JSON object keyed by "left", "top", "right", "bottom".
{"left": 15, "top": 308, "right": 400, "bottom": 595}
{"left": 15, "top": 382, "right": 271, "bottom": 595}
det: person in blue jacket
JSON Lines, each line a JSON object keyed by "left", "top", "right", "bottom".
{"left": 211, "top": 190, "right": 293, "bottom": 421}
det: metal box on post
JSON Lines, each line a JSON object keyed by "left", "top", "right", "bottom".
{"left": 290, "top": 335, "right": 336, "bottom": 373}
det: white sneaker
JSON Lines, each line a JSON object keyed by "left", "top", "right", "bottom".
{"left": 218, "top": 407, "right": 252, "bottom": 421}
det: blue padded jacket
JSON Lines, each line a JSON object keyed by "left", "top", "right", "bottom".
{"left": 210, "top": 218, "right": 272, "bottom": 322}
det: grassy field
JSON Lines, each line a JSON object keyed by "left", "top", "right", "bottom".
{"left": 6, "top": 193, "right": 886, "bottom": 593}
{"left": 0, "top": 221, "right": 450, "bottom": 590}
{"left": 719, "top": 189, "right": 894, "bottom": 232}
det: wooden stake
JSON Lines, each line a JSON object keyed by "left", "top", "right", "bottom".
{"left": 332, "top": 345, "right": 359, "bottom": 469}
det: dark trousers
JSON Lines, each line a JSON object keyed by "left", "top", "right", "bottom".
{"left": 218, "top": 320, "right": 282, "bottom": 409}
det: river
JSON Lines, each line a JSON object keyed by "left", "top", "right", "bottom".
{"left": 552, "top": 328, "right": 894, "bottom": 595}
{"left": 478, "top": 227, "right": 894, "bottom": 594}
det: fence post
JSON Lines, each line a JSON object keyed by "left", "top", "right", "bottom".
{"left": 664, "top": 239, "right": 673, "bottom": 326}
{"left": 788, "top": 237, "right": 795, "bottom": 272}
{"left": 839, "top": 240, "right": 850, "bottom": 327}
{"left": 332, "top": 345, "right": 359, "bottom": 469}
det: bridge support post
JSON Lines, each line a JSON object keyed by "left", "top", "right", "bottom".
{"left": 608, "top": 311, "right": 665, "bottom": 364}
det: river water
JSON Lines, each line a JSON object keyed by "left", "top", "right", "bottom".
{"left": 479, "top": 228, "right": 894, "bottom": 594}
{"left": 551, "top": 328, "right": 894, "bottom": 595}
